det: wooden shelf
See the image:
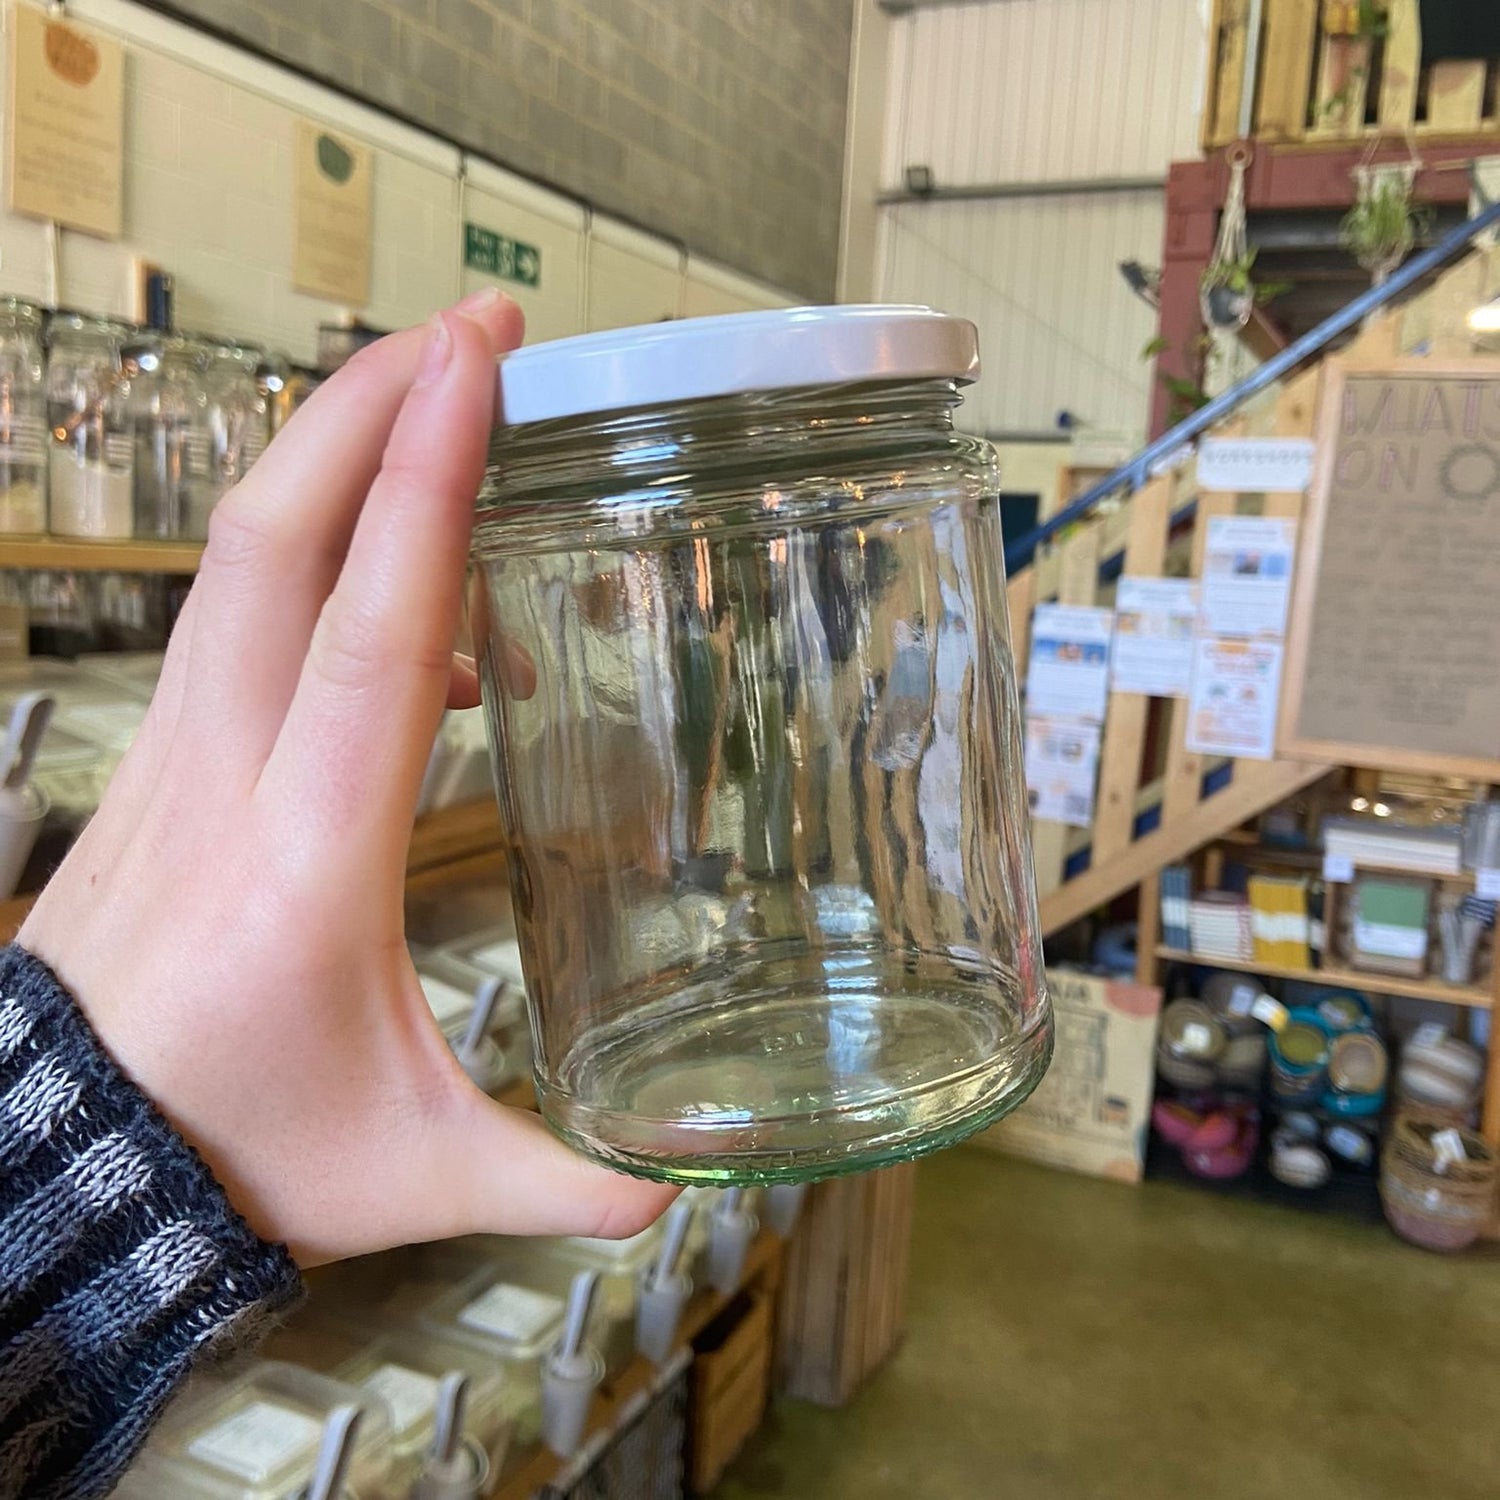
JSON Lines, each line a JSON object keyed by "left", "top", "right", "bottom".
{"left": 0, "top": 536, "right": 204, "bottom": 571}
{"left": 1212, "top": 836, "right": 1477, "bottom": 886}
{"left": 1154, "top": 946, "right": 1493, "bottom": 1008}
{"left": 405, "top": 798, "right": 503, "bottom": 879}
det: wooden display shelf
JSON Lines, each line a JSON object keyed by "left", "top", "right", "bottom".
{"left": 488, "top": 1229, "right": 783, "bottom": 1500}
{"left": 0, "top": 893, "right": 34, "bottom": 943}
{"left": 1154, "top": 945, "right": 1493, "bottom": 1008}
{"left": 0, "top": 536, "right": 203, "bottom": 571}
{"left": 1212, "top": 834, "right": 1478, "bottom": 887}
{"left": 405, "top": 797, "right": 503, "bottom": 879}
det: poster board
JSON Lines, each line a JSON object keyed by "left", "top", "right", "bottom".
{"left": 971, "top": 968, "right": 1161, "bottom": 1183}
{"left": 1280, "top": 359, "right": 1500, "bottom": 778}
{"left": 6, "top": 5, "right": 124, "bottom": 237}
{"left": 292, "top": 119, "right": 373, "bottom": 306}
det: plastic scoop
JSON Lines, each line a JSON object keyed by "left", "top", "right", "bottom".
{"left": 411, "top": 1372, "right": 491, "bottom": 1500}
{"left": 707, "top": 1188, "right": 757, "bottom": 1293}
{"left": 301, "top": 1405, "right": 362, "bottom": 1500}
{"left": 542, "top": 1271, "right": 604, "bottom": 1457}
{"left": 636, "top": 1200, "right": 694, "bottom": 1364}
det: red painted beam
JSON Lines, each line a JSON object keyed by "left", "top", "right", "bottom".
{"left": 1148, "top": 138, "right": 1496, "bottom": 435}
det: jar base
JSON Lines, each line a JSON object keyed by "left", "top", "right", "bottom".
{"left": 537, "top": 956, "right": 1053, "bottom": 1186}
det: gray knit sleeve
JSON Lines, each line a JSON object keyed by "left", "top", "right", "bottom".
{"left": 0, "top": 945, "right": 303, "bottom": 1500}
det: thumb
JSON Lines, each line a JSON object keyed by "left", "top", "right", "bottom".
{"left": 402, "top": 1087, "right": 681, "bottom": 1243}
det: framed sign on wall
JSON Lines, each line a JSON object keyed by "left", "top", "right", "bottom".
{"left": 1279, "top": 359, "right": 1500, "bottom": 779}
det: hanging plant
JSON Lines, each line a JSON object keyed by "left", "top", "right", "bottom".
{"left": 1342, "top": 162, "right": 1429, "bottom": 285}
{"left": 1200, "top": 249, "right": 1260, "bottom": 330}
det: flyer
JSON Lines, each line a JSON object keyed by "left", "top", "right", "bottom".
{"left": 1186, "top": 637, "right": 1284, "bottom": 760}
{"left": 1197, "top": 437, "right": 1316, "bottom": 493}
{"left": 1199, "top": 516, "right": 1296, "bottom": 638}
{"left": 1026, "top": 604, "right": 1114, "bottom": 723}
{"left": 1110, "top": 577, "right": 1198, "bottom": 698}
{"left": 1024, "top": 716, "right": 1101, "bottom": 828}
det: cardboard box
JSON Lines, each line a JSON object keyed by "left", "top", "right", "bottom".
{"left": 973, "top": 967, "right": 1161, "bottom": 1183}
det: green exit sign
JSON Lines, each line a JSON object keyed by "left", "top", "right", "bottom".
{"left": 464, "top": 223, "right": 541, "bottom": 288}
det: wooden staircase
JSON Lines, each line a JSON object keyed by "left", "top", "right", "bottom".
{"left": 1010, "top": 238, "right": 1500, "bottom": 940}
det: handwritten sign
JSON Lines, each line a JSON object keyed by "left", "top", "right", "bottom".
{"left": 292, "top": 120, "right": 372, "bottom": 305}
{"left": 7, "top": 6, "right": 123, "bottom": 237}
{"left": 1283, "top": 362, "right": 1500, "bottom": 775}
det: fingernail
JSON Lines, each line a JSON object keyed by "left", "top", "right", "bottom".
{"left": 414, "top": 313, "right": 452, "bottom": 388}
{"left": 456, "top": 286, "right": 502, "bottom": 313}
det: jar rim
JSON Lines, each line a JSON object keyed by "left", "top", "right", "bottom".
{"left": 494, "top": 304, "right": 979, "bottom": 429}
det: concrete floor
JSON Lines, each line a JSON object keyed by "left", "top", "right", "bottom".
{"left": 716, "top": 1149, "right": 1500, "bottom": 1500}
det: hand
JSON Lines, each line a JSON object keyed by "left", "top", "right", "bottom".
{"left": 19, "top": 290, "right": 676, "bottom": 1266}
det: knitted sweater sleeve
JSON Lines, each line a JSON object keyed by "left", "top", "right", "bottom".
{"left": 0, "top": 945, "right": 303, "bottom": 1500}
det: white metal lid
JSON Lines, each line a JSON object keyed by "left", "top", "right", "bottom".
{"left": 494, "top": 304, "right": 979, "bottom": 426}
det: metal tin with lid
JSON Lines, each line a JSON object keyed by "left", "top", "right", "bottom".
{"left": 468, "top": 306, "right": 1052, "bottom": 1184}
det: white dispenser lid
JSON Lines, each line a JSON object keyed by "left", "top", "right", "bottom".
{"left": 494, "top": 305, "right": 979, "bottom": 426}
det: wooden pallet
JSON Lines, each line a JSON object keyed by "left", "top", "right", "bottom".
{"left": 1204, "top": 0, "right": 1500, "bottom": 147}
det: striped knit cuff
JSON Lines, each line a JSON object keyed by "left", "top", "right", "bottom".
{"left": 0, "top": 944, "right": 303, "bottom": 1500}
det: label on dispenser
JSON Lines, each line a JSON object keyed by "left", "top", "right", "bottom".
{"left": 1322, "top": 852, "right": 1355, "bottom": 883}
{"left": 187, "top": 1400, "right": 321, "bottom": 1480}
{"left": 0, "top": 414, "right": 46, "bottom": 465}
{"left": 362, "top": 1363, "right": 438, "bottom": 1435}
{"left": 459, "top": 1281, "right": 564, "bottom": 1345}
{"left": 103, "top": 432, "right": 133, "bottom": 471}
{"left": 1476, "top": 868, "right": 1500, "bottom": 900}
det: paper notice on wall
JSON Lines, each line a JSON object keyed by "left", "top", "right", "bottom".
{"left": 1026, "top": 604, "right": 1114, "bottom": 723}
{"left": 293, "top": 119, "right": 373, "bottom": 305}
{"left": 7, "top": 6, "right": 124, "bottom": 237}
{"left": 1110, "top": 578, "right": 1199, "bottom": 698}
{"left": 1186, "top": 636, "right": 1284, "bottom": 759}
{"left": 1025, "top": 716, "right": 1100, "bottom": 828}
{"left": 1199, "top": 516, "right": 1296, "bottom": 637}
{"left": 1198, "top": 437, "right": 1316, "bottom": 493}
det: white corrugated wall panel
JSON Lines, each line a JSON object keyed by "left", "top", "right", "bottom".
{"left": 872, "top": 0, "right": 1207, "bottom": 440}
{"left": 879, "top": 193, "right": 1164, "bottom": 435}
{"left": 886, "top": 0, "right": 1207, "bottom": 187}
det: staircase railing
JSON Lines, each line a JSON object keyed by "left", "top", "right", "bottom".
{"left": 1004, "top": 194, "right": 1500, "bottom": 579}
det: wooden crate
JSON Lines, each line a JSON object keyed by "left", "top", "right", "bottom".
{"left": 688, "top": 1288, "right": 775, "bottom": 1494}
{"left": 774, "top": 1163, "right": 916, "bottom": 1407}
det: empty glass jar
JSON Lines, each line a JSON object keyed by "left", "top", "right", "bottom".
{"left": 469, "top": 306, "right": 1052, "bottom": 1184}
{"left": 128, "top": 333, "right": 211, "bottom": 540}
{"left": 46, "top": 313, "right": 135, "bottom": 538}
{"left": 0, "top": 299, "right": 48, "bottom": 534}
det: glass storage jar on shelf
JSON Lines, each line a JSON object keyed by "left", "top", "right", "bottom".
{"left": 0, "top": 298, "right": 48, "bottom": 534}
{"left": 46, "top": 312, "right": 135, "bottom": 538}
{"left": 205, "top": 339, "right": 269, "bottom": 501}
{"left": 469, "top": 305, "right": 1053, "bottom": 1186}
{"left": 129, "top": 333, "right": 212, "bottom": 540}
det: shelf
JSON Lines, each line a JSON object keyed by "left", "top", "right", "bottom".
{"left": 1154, "top": 946, "right": 1493, "bottom": 1008}
{"left": 0, "top": 536, "right": 204, "bottom": 571}
{"left": 1212, "top": 837, "right": 1476, "bottom": 886}
{"left": 405, "top": 798, "right": 503, "bottom": 879}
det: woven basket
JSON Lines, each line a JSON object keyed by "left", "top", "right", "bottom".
{"left": 1380, "top": 1115, "right": 1498, "bottom": 1253}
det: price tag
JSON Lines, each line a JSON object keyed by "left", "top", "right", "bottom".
{"left": 362, "top": 1363, "right": 438, "bottom": 1436}
{"left": 1250, "top": 995, "right": 1289, "bottom": 1032}
{"left": 1227, "top": 981, "right": 1260, "bottom": 1018}
{"left": 1476, "top": 868, "right": 1500, "bottom": 901}
{"left": 1322, "top": 852, "right": 1355, "bottom": 882}
{"left": 1431, "top": 1127, "right": 1468, "bottom": 1174}
{"left": 187, "top": 1401, "right": 321, "bottom": 1481}
{"left": 459, "top": 1282, "right": 564, "bottom": 1345}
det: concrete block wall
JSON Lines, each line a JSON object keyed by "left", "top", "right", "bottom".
{"left": 0, "top": 0, "right": 795, "bottom": 364}
{"left": 153, "top": 0, "right": 854, "bottom": 301}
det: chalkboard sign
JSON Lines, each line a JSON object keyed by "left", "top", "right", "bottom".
{"left": 1280, "top": 360, "right": 1500, "bottom": 778}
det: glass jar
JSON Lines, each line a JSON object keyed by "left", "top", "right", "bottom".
{"left": 469, "top": 306, "right": 1052, "bottom": 1185}
{"left": 205, "top": 339, "right": 269, "bottom": 501}
{"left": 46, "top": 312, "right": 135, "bottom": 538}
{"left": 0, "top": 299, "right": 48, "bottom": 534}
{"left": 129, "top": 333, "right": 211, "bottom": 540}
